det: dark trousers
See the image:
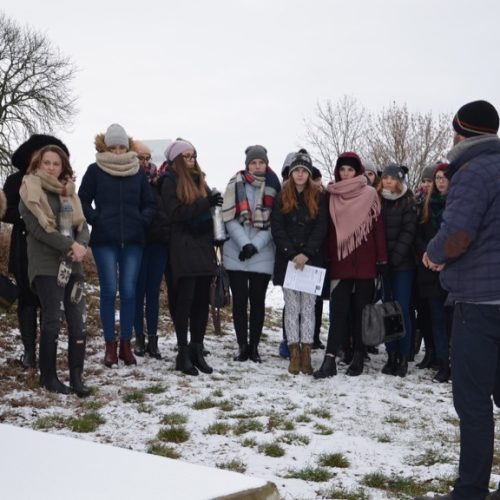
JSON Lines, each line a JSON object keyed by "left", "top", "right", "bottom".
{"left": 227, "top": 271, "right": 270, "bottom": 346}
{"left": 172, "top": 276, "right": 210, "bottom": 347}
{"left": 451, "top": 302, "right": 500, "bottom": 500}
{"left": 326, "top": 279, "right": 375, "bottom": 355}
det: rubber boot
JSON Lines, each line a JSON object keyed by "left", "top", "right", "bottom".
{"left": 119, "top": 339, "right": 137, "bottom": 365}
{"left": 39, "top": 333, "right": 70, "bottom": 394}
{"left": 416, "top": 346, "right": 436, "bottom": 369}
{"left": 396, "top": 354, "right": 408, "bottom": 377}
{"left": 146, "top": 336, "right": 162, "bottom": 359}
{"left": 175, "top": 345, "right": 198, "bottom": 376}
{"left": 68, "top": 337, "right": 91, "bottom": 398}
{"left": 134, "top": 335, "right": 146, "bottom": 357}
{"left": 18, "top": 304, "right": 38, "bottom": 368}
{"left": 249, "top": 343, "right": 262, "bottom": 363}
{"left": 381, "top": 352, "right": 398, "bottom": 375}
{"left": 433, "top": 359, "right": 451, "bottom": 383}
{"left": 313, "top": 354, "right": 337, "bottom": 379}
{"left": 189, "top": 342, "right": 213, "bottom": 374}
{"left": 234, "top": 343, "right": 249, "bottom": 362}
{"left": 300, "top": 343, "right": 313, "bottom": 375}
{"left": 288, "top": 343, "right": 301, "bottom": 375}
{"left": 104, "top": 340, "right": 118, "bottom": 368}
{"left": 346, "top": 351, "right": 364, "bottom": 376}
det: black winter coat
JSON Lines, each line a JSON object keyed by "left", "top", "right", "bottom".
{"left": 271, "top": 190, "right": 327, "bottom": 286}
{"left": 381, "top": 189, "right": 417, "bottom": 272}
{"left": 145, "top": 178, "right": 170, "bottom": 246}
{"left": 160, "top": 173, "right": 216, "bottom": 283}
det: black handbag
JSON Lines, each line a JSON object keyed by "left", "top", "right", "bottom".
{"left": 362, "top": 278, "right": 405, "bottom": 347}
{"left": 0, "top": 273, "right": 20, "bottom": 310}
{"left": 210, "top": 247, "right": 231, "bottom": 334}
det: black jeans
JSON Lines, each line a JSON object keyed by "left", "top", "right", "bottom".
{"left": 227, "top": 271, "right": 270, "bottom": 346}
{"left": 451, "top": 302, "right": 500, "bottom": 500}
{"left": 33, "top": 275, "right": 86, "bottom": 344}
{"left": 172, "top": 276, "right": 210, "bottom": 347}
{"left": 326, "top": 279, "right": 374, "bottom": 355}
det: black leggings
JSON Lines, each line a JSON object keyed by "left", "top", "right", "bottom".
{"left": 227, "top": 271, "right": 270, "bottom": 346}
{"left": 172, "top": 276, "right": 211, "bottom": 347}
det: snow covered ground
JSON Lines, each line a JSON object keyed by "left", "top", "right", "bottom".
{"left": 0, "top": 285, "right": 498, "bottom": 499}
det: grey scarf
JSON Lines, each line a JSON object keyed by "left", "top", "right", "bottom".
{"left": 96, "top": 151, "right": 139, "bottom": 177}
{"left": 447, "top": 134, "right": 498, "bottom": 163}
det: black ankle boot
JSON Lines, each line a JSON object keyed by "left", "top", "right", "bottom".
{"left": 313, "top": 355, "right": 337, "bottom": 379}
{"left": 146, "top": 336, "right": 162, "bottom": 359}
{"left": 396, "top": 354, "right": 408, "bottom": 377}
{"left": 234, "top": 343, "right": 249, "bottom": 362}
{"left": 249, "top": 343, "right": 262, "bottom": 363}
{"left": 416, "top": 347, "right": 436, "bottom": 369}
{"left": 433, "top": 360, "right": 450, "bottom": 383}
{"left": 134, "top": 335, "right": 146, "bottom": 357}
{"left": 346, "top": 351, "right": 364, "bottom": 376}
{"left": 175, "top": 345, "right": 198, "bottom": 376}
{"left": 382, "top": 352, "right": 398, "bottom": 375}
{"left": 189, "top": 343, "right": 213, "bottom": 374}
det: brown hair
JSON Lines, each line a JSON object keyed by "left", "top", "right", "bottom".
{"left": 377, "top": 176, "right": 404, "bottom": 195}
{"left": 281, "top": 177, "right": 319, "bottom": 218}
{"left": 27, "top": 145, "right": 74, "bottom": 182}
{"left": 171, "top": 155, "right": 208, "bottom": 204}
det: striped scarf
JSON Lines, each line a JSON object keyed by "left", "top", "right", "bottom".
{"left": 222, "top": 168, "right": 280, "bottom": 229}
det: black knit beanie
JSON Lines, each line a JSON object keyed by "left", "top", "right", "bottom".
{"left": 453, "top": 100, "right": 499, "bottom": 137}
{"left": 289, "top": 149, "right": 313, "bottom": 176}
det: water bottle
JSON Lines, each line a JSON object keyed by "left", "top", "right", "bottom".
{"left": 211, "top": 189, "right": 228, "bottom": 243}
{"left": 59, "top": 197, "right": 73, "bottom": 238}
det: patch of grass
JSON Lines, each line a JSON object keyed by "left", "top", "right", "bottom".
{"left": 204, "top": 421, "right": 232, "bottom": 435}
{"left": 233, "top": 419, "right": 264, "bottom": 436}
{"left": 267, "top": 413, "right": 295, "bottom": 431}
{"left": 376, "top": 433, "right": 392, "bottom": 443}
{"left": 258, "top": 442, "right": 285, "bottom": 458}
{"left": 310, "top": 407, "right": 331, "bottom": 419}
{"left": 145, "top": 384, "right": 166, "bottom": 394}
{"left": 216, "top": 459, "right": 246, "bottom": 473}
{"left": 313, "top": 423, "right": 333, "bottom": 435}
{"left": 443, "top": 415, "right": 460, "bottom": 426}
{"left": 326, "top": 488, "right": 369, "bottom": 500}
{"left": 157, "top": 425, "right": 190, "bottom": 443}
{"left": 80, "top": 400, "right": 103, "bottom": 411}
{"left": 217, "top": 400, "right": 234, "bottom": 412}
{"left": 161, "top": 413, "right": 188, "bottom": 425}
{"left": 137, "top": 403, "right": 154, "bottom": 414}
{"left": 407, "top": 449, "right": 452, "bottom": 466}
{"left": 211, "top": 388, "right": 224, "bottom": 398}
{"left": 277, "top": 433, "right": 310, "bottom": 446}
{"left": 384, "top": 415, "right": 407, "bottom": 426}
{"left": 295, "top": 413, "right": 312, "bottom": 423}
{"left": 230, "top": 410, "right": 261, "bottom": 419}
{"left": 318, "top": 452, "right": 350, "bottom": 468}
{"left": 33, "top": 415, "right": 67, "bottom": 430}
{"left": 241, "top": 438, "right": 257, "bottom": 448}
{"left": 68, "top": 412, "right": 105, "bottom": 433}
{"left": 192, "top": 397, "right": 218, "bottom": 410}
{"left": 284, "top": 466, "right": 332, "bottom": 482}
{"left": 361, "top": 472, "right": 428, "bottom": 497}
{"left": 123, "top": 390, "right": 146, "bottom": 404}
{"left": 147, "top": 443, "right": 180, "bottom": 459}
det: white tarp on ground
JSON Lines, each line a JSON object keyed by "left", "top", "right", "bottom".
{"left": 0, "top": 424, "right": 278, "bottom": 500}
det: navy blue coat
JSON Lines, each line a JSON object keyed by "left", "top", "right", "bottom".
{"left": 78, "top": 163, "right": 156, "bottom": 247}
{"left": 427, "top": 137, "right": 500, "bottom": 302}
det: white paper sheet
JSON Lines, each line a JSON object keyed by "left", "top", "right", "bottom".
{"left": 283, "top": 262, "right": 326, "bottom": 296}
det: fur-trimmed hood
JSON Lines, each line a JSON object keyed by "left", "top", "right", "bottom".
{"left": 0, "top": 189, "right": 7, "bottom": 220}
{"left": 94, "top": 133, "right": 135, "bottom": 153}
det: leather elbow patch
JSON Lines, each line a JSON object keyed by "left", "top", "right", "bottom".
{"left": 444, "top": 231, "right": 471, "bottom": 258}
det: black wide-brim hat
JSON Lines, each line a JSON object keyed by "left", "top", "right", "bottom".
{"left": 11, "top": 134, "right": 70, "bottom": 173}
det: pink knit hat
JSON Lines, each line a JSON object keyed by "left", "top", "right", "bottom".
{"left": 164, "top": 139, "right": 195, "bottom": 163}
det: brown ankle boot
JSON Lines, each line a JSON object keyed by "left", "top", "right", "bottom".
{"left": 288, "top": 343, "right": 301, "bottom": 375}
{"left": 118, "top": 340, "right": 137, "bottom": 365}
{"left": 300, "top": 343, "right": 313, "bottom": 375}
{"left": 104, "top": 341, "right": 118, "bottom": 368}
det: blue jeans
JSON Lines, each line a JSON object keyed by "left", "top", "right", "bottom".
{"left": 451, "top": 302, "right": 500, "bottom": 500}
{"left": 92, "top": 244, "right": 143, "bottom": 341}
{"left": 134, "top": 244, "right": 168, "bottom": 338}
{"left": 383, "top": 270, "right": 414, "bottom": 355}
{"left": 429, "top": 297, "right": 450, "bottom": 362}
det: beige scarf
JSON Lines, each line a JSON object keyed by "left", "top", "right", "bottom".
{"left": 96, "top": 151, "right": 139, "bottom": 177}
{"left": 20, "top": 171, "right": 86, "bottom": 234}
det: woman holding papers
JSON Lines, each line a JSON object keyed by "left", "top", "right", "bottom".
{"left": 222, "top": 145, "right": 281, "bottom": 363}
{"left": 271, "top": 149, "right": 327, "bottom": 375}
{"left": 313, "top": 152, "right": 387, "bottom": 379}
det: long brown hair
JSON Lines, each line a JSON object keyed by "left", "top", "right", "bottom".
{"left": 171, "top": 155, "right": 208, "bottom": 204}
{"left": 281, "top": 177, "right": 319, "bottom": 218}
{"left": 27, "top": 145, "right": 74, "bottom": 182}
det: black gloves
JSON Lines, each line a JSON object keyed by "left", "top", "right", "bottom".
{"left": 209, "top": 191, "right": 223, "bottom": 207}
{"left": 238, "top": 244, "right": 258, "bottom": 261}
{"left": 376, "top": 262, "right": 389, "bottom": 279}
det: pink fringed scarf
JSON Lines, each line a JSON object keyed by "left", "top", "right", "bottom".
{"left": 327, "top": 176, "right": 381, "bottom": 260}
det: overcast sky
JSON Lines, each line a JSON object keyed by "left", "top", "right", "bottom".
{"left": 3, "top": 0, "right": 500, "bottom": 189}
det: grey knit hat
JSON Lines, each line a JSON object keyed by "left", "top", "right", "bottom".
{"left": 104, "top": 123, "right": 129, "bottom": 148}
{"left": 421, "top": 165, "right": 436, "bottom": 181}
{"left": 245, "top": 145, "right": 268, "bottom": 167}
{"left": 382, "top": 163, "right": 406, "bottom": 181}
{"left": 281, "top": 152, "right": 295, "bottom": 179}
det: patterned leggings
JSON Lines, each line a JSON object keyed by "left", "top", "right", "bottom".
{"left": 283, "top": 288, "right": 316, "bottom": 344}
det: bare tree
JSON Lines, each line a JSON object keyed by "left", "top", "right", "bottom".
{"left": 366, "top": 102, "right": 452, "bottom": 189}
{"left": 303, "top": 95, "right": 368, "bottom": 180}
{"left": 0, "top": 12, "right": 77, "bottom": 183}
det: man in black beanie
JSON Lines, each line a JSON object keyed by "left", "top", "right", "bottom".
{"left": 415, "top": 100, "right": 500, "bottom": 500}
{"left": 3, "top": 134, "right": 70, "bottom": 369}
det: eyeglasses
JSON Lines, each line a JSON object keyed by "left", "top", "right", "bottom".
{"left": 435, "top": 175, "right": 447, "bottom": 181}
{"left": 138, "top": 155, "right": 151, "bottom": 161}
{"left": 182, "top": 154, "right": 197, "bottom": 161}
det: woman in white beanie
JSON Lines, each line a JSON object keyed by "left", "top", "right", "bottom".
{"left": 78, "top": 124, "right": 156, "bottom": 368}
